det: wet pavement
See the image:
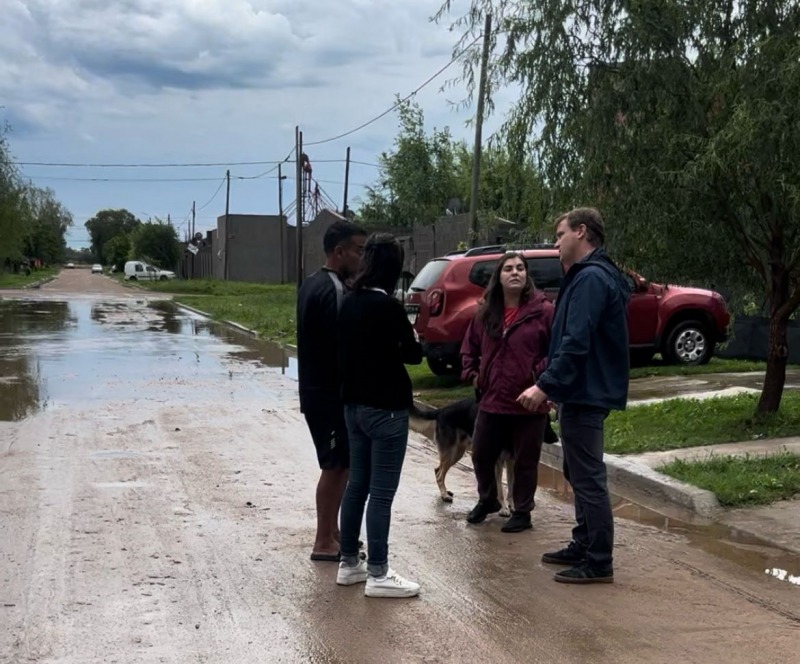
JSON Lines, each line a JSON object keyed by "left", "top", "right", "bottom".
{"left": 1, "top": 272, "right": 799, "bottom": 663}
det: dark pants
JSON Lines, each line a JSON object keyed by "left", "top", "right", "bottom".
{"left": 340, "top": 405, "right": 409, "bottom": 577}
{"left": 559, "top": 404, "right": 613, "bottom": 570}
{"left": 471, "top": 410, "right": 546, "bottom": 513}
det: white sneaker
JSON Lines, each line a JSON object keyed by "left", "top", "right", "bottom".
{"left": 336, "top": 560, "right": 368, "bottom": 586}
{"left": 365, "top": 569, "right": 420, "bottom": 598}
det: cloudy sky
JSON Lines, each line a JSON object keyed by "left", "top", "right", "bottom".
{"left": 1, "top": 0, "right": 514, "bottom": 249}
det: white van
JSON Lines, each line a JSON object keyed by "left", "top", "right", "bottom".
{"left": 124, "top": 260, "right": 176, "bottom": 281}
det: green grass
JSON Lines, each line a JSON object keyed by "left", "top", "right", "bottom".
{"left": 138, "top": 278, "right": 287, "bottom": 296}
{"left": 0, "top": 267, "right": 58, "bottom": 288}
{"left": 176, "top": 291, "right": 296, "bottom": 344}
{"left": 606, "top": 392, "right": 800, "bottom": 454}
{"left": 659, "top": 452, "right": 800, "bottom": 506}
{"left": 629, "top": 356, "right": 766, "bottom": 379}
{"left": 124, "top": 279, "right": 297, "bottom": 343}
{"left": 406, "top": 355, "right": 767, "bottom": 407}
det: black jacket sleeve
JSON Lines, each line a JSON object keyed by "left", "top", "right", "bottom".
{"left": 393, "top": 299, "right": 423, "bottom": 365}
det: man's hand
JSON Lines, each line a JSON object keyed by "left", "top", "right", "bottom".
{"left": 517, "top": 385, "right": 548, "bottom": 412}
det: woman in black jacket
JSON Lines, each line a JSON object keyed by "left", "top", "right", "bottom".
{"left": 335, "top": 233, "right": 423, "bottom": 598}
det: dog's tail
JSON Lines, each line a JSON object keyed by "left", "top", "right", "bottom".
{"left": 409, "top": 402, "right": 440, "bottom": 420}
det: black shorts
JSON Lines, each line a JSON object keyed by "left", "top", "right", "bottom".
{"left": 303, "top": 401, "right": 350, "bottom": 470}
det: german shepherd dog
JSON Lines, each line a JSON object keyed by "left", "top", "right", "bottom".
{"left": 411, "top": 396, "right": 558, "bottom": 516}
{"left": 411, "top": 396, "right": 517, "bottom": 515}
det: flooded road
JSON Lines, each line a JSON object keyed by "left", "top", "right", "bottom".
{"left": 1, "top": 272, "right": 798, "bottom": 663}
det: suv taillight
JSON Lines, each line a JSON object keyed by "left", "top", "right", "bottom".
{"left": 428, "top": 289, "right": 444, "bottom": 316}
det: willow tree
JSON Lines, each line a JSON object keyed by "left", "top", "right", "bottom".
{"left": 437, "top": 0, "right": 800, "bottom": 414}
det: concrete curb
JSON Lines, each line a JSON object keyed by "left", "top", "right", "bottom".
{"left": 173, "top": 302, "right": 214, "bottom": 319}
{"left": 409, "top": 397, "right": 721, "bottom": 518}
{"left": 173, "top": 302, "right": 274, "bottom": 343}
{"left": 539, "top": 442, "right": 721, "bottom": 517}
{"left": 23, "top": 275, "right": 57, "bottom": 289}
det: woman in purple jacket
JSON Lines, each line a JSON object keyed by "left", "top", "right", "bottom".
{"left": 460, "top": 252, "right": 554, "bottom": 532}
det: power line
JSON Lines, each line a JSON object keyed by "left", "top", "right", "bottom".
{"left": 196, "top": 177, "right": 227, "bottom": 212}
{"left": 19, "top": 172, "right": 372, "bottom": 187}
{"left": 304, "top": 34, "right": 483, "bottom": 147}
{"left": 12, "top": 154, "right": 379, "bottom": 169}
{"left": 21, "top": 174, "right": 226, "bottom": 182}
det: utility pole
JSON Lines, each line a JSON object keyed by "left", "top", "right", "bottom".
{"left": 295, "top": 127, "right": 304, "bottom": 288}
{"left": 469, "top": 13, "right": 492, "bottom": 247}
{"left": 191, "top": 200, "right": 196, "bottom": 280}
{"left": 278, "top": 163, "right": 287, "bottom": 284}
{"left": 342, "top": 146, "right": 351, "bottom": 218}
{"left": 224, "top": 169, "right": 231, "bottom": 280}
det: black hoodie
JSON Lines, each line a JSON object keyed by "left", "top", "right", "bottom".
{"left": 536, "top": 247, "right": 630, "bottom": 410}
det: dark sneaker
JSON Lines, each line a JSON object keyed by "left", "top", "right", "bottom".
{"left": 541, "top": 542, "right": 586, "bottom": 565}
{"left": 466, "top": 499, "right": 502, "bottom": 524}
{"left": 554, "top": 562, "right": 614, "bottom": 584}
{"left": 501, "top": 511, "right": 532, "bottom": 533}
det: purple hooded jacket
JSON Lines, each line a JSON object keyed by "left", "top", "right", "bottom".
{"left": 460, "top": 290, "right": 554, "bottom": 415}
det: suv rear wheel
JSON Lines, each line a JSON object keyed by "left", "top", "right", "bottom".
{"left": 427, "top": 357, "right": 460, "bottom": 376}
{"left": 663, "top": 320, "right": 713, "bottom": 365}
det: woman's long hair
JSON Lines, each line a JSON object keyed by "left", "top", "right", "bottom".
{"left": 351, "top": 233, "right": 404, "bottom": 294}
{"left": 478, "top": 252, "right": 534, "bottom": 338}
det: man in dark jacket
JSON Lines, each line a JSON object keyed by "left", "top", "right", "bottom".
{"left": 517, "top": 207, "right": 629, "bottom": 584}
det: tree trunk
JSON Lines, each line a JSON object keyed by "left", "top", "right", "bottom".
{"left": 757, "top": 313, "right": 789, "bottom": 415}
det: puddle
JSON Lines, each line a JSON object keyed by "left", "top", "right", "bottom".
{"left": 0, "top": 298, "right": 297, "bottom": 422}
{"left": 536, "top": 463, "right": 800, "bottom": 589}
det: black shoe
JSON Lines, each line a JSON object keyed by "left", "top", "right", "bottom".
{"left": 501, "top": 511, "right": 532, "bottom": 532}
{"left": 466, "top": 499, "right": 502, "bottom": 524}
{"left": 541, "top": 541, "right": 586, "bottom": 565}
{"left": 554, "top": 562, "right": 614, "bottom": 584}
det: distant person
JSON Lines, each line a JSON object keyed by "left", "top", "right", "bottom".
{"left": 297, "top": 220, "right": 367, "bottom": 561}
{"left": 461, "top": 252, "right": 554, "bottom": 532}
{"left": 336, "top": 233, "right": 423, "bottom": 598}
{"left": 517, "top": 207, "right": 630, "bottom": 584}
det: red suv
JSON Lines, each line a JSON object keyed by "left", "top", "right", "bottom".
{"left": 404, "top": 245, "right": 730, "bottom": 375}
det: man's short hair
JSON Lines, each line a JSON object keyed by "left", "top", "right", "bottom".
{"left": 323, "top": 220, "right": 367, "bottom": 256}
{"left": 555, "top": 207, "right": 606, "bottom": 247}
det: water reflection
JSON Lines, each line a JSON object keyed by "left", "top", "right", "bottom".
{"left": 0, "top": 298, "right": 297, "bottom": 422}
{"left": 537, "top": 461, "right": 800, "bottom": 589}
{"left": 765, "top": 568, "right": 800, "bottom": 586}
{"left": 0, "top": 300, "right": 73, "bottom": 421}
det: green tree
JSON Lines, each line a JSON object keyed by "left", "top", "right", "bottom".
{"left": 438, "top": 1, "right": 800, "bottom": 415}
{"left": 130, "top": 219, "right": 180, "bottom": 269}
{"left": 357, "top": 99, "right": 547, "bottom": 236}
{"left": 23, "top": 186, "right": 73, "bottom": 264}
{"left": 0, "top": 126, "right": 29, "bottom": 269}
{"left": 357, "top": 99, "right": 460, "bottom": 228}
{"left": 103, "top": 234, "right": 131, "bottom": 269}
{"left": 85, "top": 209, "right": 141, "bottom": 264}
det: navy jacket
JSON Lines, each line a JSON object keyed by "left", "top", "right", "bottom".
{"left": 536, "top": 248, "right": 630, "bottom": 410}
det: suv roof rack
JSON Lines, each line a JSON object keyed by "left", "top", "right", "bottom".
{"left": 461, "top": 243, "right": 556, "bottom": 257}
{"left": 462, "top": 244, "right": 507, "bottom": 257}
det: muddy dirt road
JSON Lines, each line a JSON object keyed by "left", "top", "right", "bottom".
{"left": 1, "top": 272, "right": 798, "bottom": 663}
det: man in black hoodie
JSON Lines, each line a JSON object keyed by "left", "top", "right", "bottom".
{"left": 517, "top": 207, "right": 629, "bottom": 584}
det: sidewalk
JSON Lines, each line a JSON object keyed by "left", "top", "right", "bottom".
{"left": 410, "top": 399, "right": 800, "bottom": 557}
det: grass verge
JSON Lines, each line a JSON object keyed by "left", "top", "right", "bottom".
{"left": 408, "top": 356, "right": 767, "bottom": 406}
{"left": 135, "top": 279, "right": 297, "bottom": 344}
{"left": 0, "top": 267, "right": 58, "bottom": 288}
{"left": 658, "top": 452, "right": 800, "bottom": 506}
{"left": 606, "top": 392, "right": 800, "bottom": 454}
{"left": 629, "top": 356, "right": 765, "bottom": 378}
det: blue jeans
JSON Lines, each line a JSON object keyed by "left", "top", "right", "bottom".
{"left": 340, "top": 405, "right": 409, "bottom": 577}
